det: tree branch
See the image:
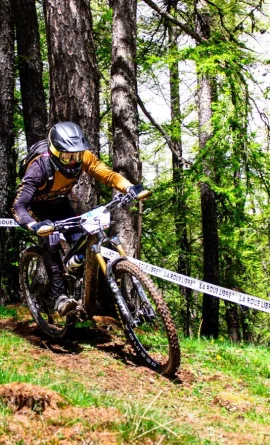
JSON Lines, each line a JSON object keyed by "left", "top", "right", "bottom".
{"left": 142, "top": 0, "right": 205, "bottom": 43}
{"left": 137, "top": 95, "right": 172, "bottom": 145}
{"left": 137, "top": 95, "right": 191, "bottom": 165}
{"left": 100, "top": 105, "right": 111, "bottom": 121}
{"left": 204, "top": 0, "right": 242, "bottom": 45}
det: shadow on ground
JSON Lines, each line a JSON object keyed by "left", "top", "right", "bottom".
{"left": 0, "top": 315, "right": 144, "bottom": 369}
{"left": 0, "top": 304, "right": 182, "bottom": 383}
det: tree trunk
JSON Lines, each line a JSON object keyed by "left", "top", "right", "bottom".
{"left": 168, "top": 15, "right": 192, "bottom": 336}
{"left": 225, "top": 302, "right": 241, "bottom": 343}
{"left": 44, "top": 0, "right": 100, "bottom": 213}
{"left": 195, "top": 3, "right": 219, "bottom": 338}
{"left": 240, "top": 305, "right": 253, "bottom": 342}
{"left": 12, "top": 0, "right": 47, "bottom": 146}
{"left": 0, "top": 0, "right": 18, "bottom": 303}
{"left": 111, "top": 0, "right": 141, "bottom": 257}
{"left": 200, "top": 178, "right": 219, "bottom": 338}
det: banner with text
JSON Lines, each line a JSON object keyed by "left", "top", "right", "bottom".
{"left": 1, "top": 218, "right": 269, "bottom": 314}
{"left": 101, "top": 247, "right": 270, "bottom": 315}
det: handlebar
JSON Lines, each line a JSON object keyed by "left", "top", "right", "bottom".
{"left": 137, "top": 190, "right": 152, "bottom": 200}
{"left": 36, "top": 189, "right": 152, "bottom": 237}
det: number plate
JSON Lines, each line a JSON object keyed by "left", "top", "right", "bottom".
{"left": 49, "top": 231, "right": 60, "bottom": 246}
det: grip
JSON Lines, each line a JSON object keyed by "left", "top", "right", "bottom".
{"left": 36, "top": 224, "right": 55, "bottom": 237}
{"left": 137, "top": 190, "right": 152, "bottom": 200}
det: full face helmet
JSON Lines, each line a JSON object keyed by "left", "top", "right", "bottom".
{"left": 48, "top": 122, "right": 91, "bottom": 178}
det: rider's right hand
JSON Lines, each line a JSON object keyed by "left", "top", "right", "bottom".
{"left": 29, "top": 220, "right": 53, "bottom": 235}
{"left": 127, "top": 184, "right": 144, "bottom": 197}
{"left": 127, "top": 184, "right": 152, "bottom": 201}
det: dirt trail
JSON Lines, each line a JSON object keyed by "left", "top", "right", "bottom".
{"left": 0, "top": 316, "right": 188, "bottom": 403}
{"left": 0, "top": 382, "right": 122, "bottom": 445}
{"left": 0, "top": 315, "right": 269, "bottom": 444}
{"left": 0, "top": 316, "right": 186, "bottom": 444}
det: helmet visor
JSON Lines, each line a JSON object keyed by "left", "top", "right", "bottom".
{"left": 59, "top": 151, "right": 84, "bottom": 165}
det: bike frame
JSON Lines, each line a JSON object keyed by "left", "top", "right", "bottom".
{"left": 21, "top": 190, "right": 181, "bottom": 376}
{"left": 39, "top": 191, "right": 149, "bottom": 318}
{"left": 80, "top": 229, "right": 129, "bottom": 319}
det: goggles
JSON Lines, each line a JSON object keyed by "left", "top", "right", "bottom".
{"left": 58, "top": 151, "right": 84, "bottom": 164}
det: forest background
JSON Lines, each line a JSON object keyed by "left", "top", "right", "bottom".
{"left": 1, "top": 0, "right": 270, "bottom": 344}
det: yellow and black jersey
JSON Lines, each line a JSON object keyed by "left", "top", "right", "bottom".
{"left": 12, "top": 149, "right": 132, "bottom": 227}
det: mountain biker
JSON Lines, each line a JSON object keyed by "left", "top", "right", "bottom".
{"left": 12, "top": 121, "right": 143, "bottom": 317}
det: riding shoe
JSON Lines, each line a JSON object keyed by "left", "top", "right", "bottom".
{"left": 54, "top": 295, "right": 77, "bottom": 317}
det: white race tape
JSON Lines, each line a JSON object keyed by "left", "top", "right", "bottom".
{"left": 0, "top": 219, "right": 19, "bottom": 227}
{"left": 1, "top": 219, "right": 269, "bottom": 314}
{"left": 101, "top": 247, "right": 270, "bottom": 315}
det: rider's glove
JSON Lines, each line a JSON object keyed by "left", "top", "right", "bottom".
{"left": 127, "top": 184, "right": 144, "bottom": 198}
{"left": 29, "top": 220, "right": 53, "bottom": 234}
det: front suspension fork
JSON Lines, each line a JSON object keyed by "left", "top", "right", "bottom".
{"left": 110, "top": 235, "right": 127, "bottom": 257}
{"left": 110, "top": 236, "right": 154, "bottom": 314}
{"left": 91, "top": 236, "right": 154, "bottom": 325}
{"left": 91, "top": 238, "right": 134, "bottom": 325}
{"left": 91, "top": 234, "right": 127, "bottom": 273}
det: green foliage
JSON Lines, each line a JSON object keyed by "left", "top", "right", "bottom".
{"left": 6, "top": 0, "right": 270, "bottom": 341}
{"left": 92, "top": 2, "right": 113, "bottom": 72}
{"left": 36, "top": 3, "right": 49, "bottom": 100}
{"left": 135, "top": 0, "right": 270, "bottom": 341}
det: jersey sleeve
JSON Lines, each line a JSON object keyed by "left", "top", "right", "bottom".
{"left": 11, "top": 159, "right": 47, "bottom": 227}
{"left": 82, "top": 151, "right": 133, "bottom": 192}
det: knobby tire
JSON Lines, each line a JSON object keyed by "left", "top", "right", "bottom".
{"left": 20, "top": 246, "right": 71, "bottom": 339}
{"left": 113, "top": 260, "right": 180, "bottom": 377}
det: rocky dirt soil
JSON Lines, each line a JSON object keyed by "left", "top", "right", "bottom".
{"left": 0, "top": 313, "right": 269, "bottom": 444}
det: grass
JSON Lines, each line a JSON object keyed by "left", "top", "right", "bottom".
{"left": 183, "top": 337, "right": 270, "bottom": 398}
{"left": 0, "top": 305, "right": 269, "bottom": 444}
{"left": 0, "top": 306, "right": 17, "bottom": 319}
{"left": 0, "top": 329, "right": 193, "bottom": 443}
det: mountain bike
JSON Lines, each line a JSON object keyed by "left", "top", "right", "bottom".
{"left": 20, "top": 190, "right": 180, "bottom": 376}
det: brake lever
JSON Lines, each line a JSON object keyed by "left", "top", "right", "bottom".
{"left": 55, "top": 221, "right": 82, "bottom": 232}
{"left": 104, "top": 193, "right": 125, "bottom": 211}
{"left": 121, "top": 193, "right": 134, "bottom": 205}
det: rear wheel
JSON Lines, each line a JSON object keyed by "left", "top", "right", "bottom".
{"left": 113, "top": 260, "right": 180, "bottom": 377}
{"left": 20, "top": 246, "right": 72, "bottom": 339}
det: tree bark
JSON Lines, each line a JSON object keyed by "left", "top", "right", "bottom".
{"left": 198, "top": 76, "right": 219, "bottom": 338}
{"left": 240, "top": 305, "right": 253, "bottom": 342}
{"left": 195, "top": 2, "right": 219, "bottom": 338}
{"left": 0, "top": 0, "right": 18, "bottom": 303}
{"left": 0, "top": 0, "right": 14, "bottom": 217}
{"left": 12, "top": 0, "right": 47, "bottom": 146}
{"left": 168, "top": 14, "right": 192, "bottom": 336}
{"left": 44, "top": 0, "right": 100, "bottom": 213}
{"left": 200, "top": 178, "right": 219, "bottom": 338}
{"left": 225, "top": 302, "right": 241, "bottom": 342}
{"left": 111, "top": 0, "right": 141, "bottom": 257}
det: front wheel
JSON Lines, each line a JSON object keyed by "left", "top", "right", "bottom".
{"left": 113, "top": 260, "right": 180, "bottom": 377}
{"left": 20, "top": 246, "right": 72, "bottom": 339}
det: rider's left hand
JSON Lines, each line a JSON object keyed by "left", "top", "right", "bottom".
{"left": 30, "top": 219, "right": 53, "bottom": 234}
